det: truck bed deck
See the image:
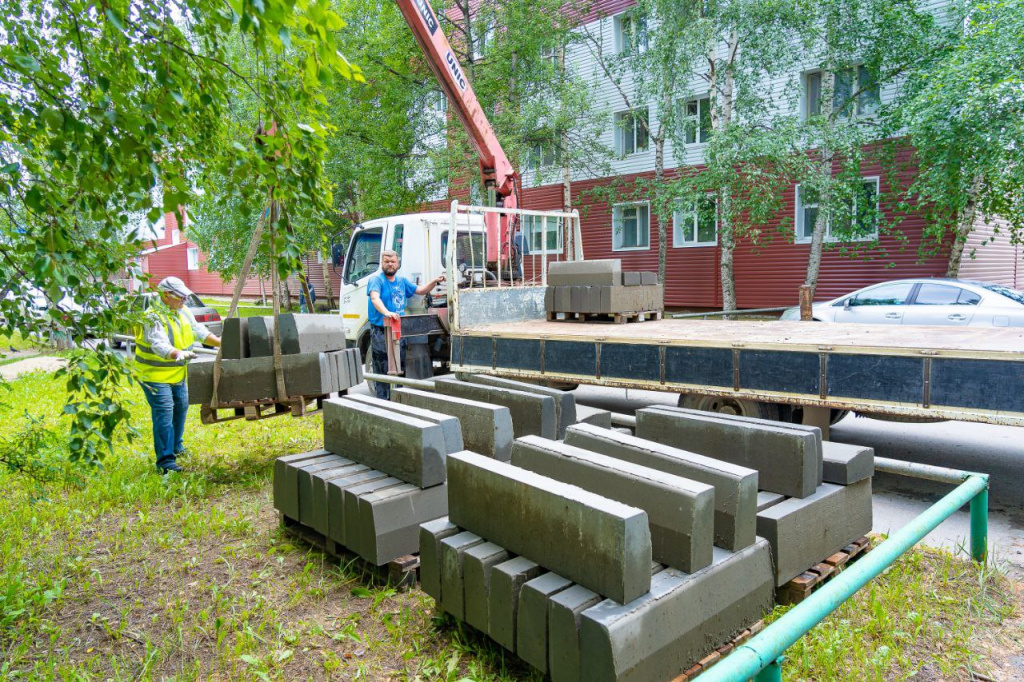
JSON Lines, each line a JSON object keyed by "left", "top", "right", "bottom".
{"left": 451, "top": 318, "right": 1024, "bottom": 425}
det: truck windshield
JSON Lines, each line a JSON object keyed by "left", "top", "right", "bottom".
{"left": 344, "top": 228, "right": 383, "bottom": 283}
{"left": 441, "top": 231, "right": 487, "bottom": 270}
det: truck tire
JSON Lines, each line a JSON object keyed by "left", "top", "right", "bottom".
{"left": 677, "top": 393, "right": 782, "bottom": 421}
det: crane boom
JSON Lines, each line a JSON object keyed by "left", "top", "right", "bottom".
{"left": 396, "top": 0, "right": 520, "bottom": 263}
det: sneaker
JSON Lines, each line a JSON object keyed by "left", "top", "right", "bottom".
{"left": 159, "top": 463, "right": 184, "bottom": 474}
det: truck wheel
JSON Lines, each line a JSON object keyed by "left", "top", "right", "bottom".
{"left": 678, "top": 393, "right": 782, "bottom": 421}
{"left": 358, "top": 336, "right": 377, "bottom": 396}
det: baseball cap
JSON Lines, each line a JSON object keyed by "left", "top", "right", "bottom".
{"left": 157, "top": 276, "right": 193, "bottom": 299}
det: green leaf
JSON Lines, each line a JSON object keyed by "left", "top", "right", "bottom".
{"left": 278, "top": 26, "right": 291, "bottom": 50}
{"left": 350, "top": 587, "right": 372, "bottom": 598}
{"left": 104, "top": 8, "right": 125, "bottom": 31}
{"left": 0, "top": 163, "right": 19, "bottom": 174}
{"left": 13, "top": 55, "right": 39, "bottom": 73}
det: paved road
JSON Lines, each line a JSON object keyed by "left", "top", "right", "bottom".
{"left": 571, "top": 385, "right": 1024, "bottom": 577}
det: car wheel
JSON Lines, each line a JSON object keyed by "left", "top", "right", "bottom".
{"left": 677, "top": 393, "right": 782, "bottom": 421}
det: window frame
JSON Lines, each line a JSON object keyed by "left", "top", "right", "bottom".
{"left": 612, "top": 201, "right": 651, "bottom": 252}
{"left": 525, "top": 140, "right": 561, "bottom": 172}
{"left": 522, "top": 214, "right": 563, "bottom": 255}
{"left": 802, "top": 66, "right": 881, "bottom": 121}
{"left": 672, "top": 195, "right": 718, "bottom": 248}
{"left": 795, "top": 177, "right": 880, "bottom": 244}
{"left": 614, "top": 10, "right": 648, "bottom": 56}
{"left": 614, "top": 108, "right": 649, "bottom": 156}
{"left": 682, "top": 96, "right": 712, "bottom": 145}
{"left": 186, "top": 247, "right": 200, "bottom": 271}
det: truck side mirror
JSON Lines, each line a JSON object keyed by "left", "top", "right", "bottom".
{"left": 331, "top": 243, "right": 345, "bottom": 268}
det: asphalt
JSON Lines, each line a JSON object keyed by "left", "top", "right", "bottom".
{"left": 569, "top": 385, "right": 1024, "bottom": 577}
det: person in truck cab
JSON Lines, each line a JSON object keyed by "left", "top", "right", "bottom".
{"left": 367, "top": 250, "right": 445, "bottom": 399}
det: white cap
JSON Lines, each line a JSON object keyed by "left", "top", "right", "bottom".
{"left": 157, "top": 276, "right": 193, "bottom": 299}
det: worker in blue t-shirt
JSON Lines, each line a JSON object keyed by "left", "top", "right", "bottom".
{"left": 367, "top": 249, "right": 445, "bottom": 398}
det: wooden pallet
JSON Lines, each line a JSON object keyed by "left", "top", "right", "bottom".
{"left": 776, "top": 536, "right": 873, "bottom": 605}
{"left": 200, "top": 395, "right": 327, "bottom": 424}
{"left": 546, "top": 309, "right": 664, "bottom": 324}
{"left": 673, "top": 620, "right": 766, "bottom": 681}
{"left": 279, "top": 513, "right": 419, "bottom": 590}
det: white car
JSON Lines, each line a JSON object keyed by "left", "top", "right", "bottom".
{"left": 780, "top": 278, "right": 1024, "bottom": 327}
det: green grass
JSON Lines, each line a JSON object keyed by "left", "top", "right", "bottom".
{"left": 1, "top": 332, "right": 42, "bottom": 353}
{"left": 0, "top": 369, "right": 1018, "bottom": 679}
{"left": 210, "top": 304, "right": 274, "bottom": 319}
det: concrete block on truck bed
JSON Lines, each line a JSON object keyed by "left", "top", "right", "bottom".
{"left": 652, "top": 405, "right": 825, "bottom": 485}
{"left": 622, "top": 271, "right": 642, "bottom": 287}
{"left": 555, "top": 286, "right": 571, "bottom": 312}
{"left": 273, "top": 449, "right": 332, "bottom": 519}
{"left": 548, "top": 259, "right": 622, "bottom": 286}
{"left": 564, "top": 424, "right": 757, "bottom": 551}
{"left": 757, "top": 478, "right": 873, "bottom": 586}
{"left": 309, "top": 462, "right": 370, "bottom": 536}
{"left": 597, "top": 285, "right": 664, "bottom": 314}
{"left": 447, "top": 451, "right": 652, "bottom": 604}
{"left": 579, "top": 540, "right": 773, "bottom": 682}
{"left": 549, "top": 584, "right": 603, "bottom": 682}
{"left": 636, "top": 406, "right": 819, "bottom": 498}
{"left": 439, "top": 530, "right": 484, "bottom": 619}
{"left": 545, "top": 286, "right": 555, "bottom": 312}
{"left": 517, "top": 572, "right": 573, "bottom": 674}
{"left": 297, "top": 455, "right": 355, "bottom": 527}
{"left": 464, "top": 374, "right": 576, "bottom": 439}
{"left": 355, "top": 482, "right": 448, "bottom": 565}
{"left": 247, "top": 316, "right": 276, "bottom": 357}
{"left": 278, "top": 313, "right": 347, "bottom": 355}
{"left": 343, "top": 394, "right": 465, "bottom": 453}
{"left": 570, "top": 285, "right": 585, "bottom": 312}
{"left": 220, "top": 317, "right": 249, "bottom": 359}
{"left": 393, "top": 387, "right": 513, "bottom": 461}
{"left": 419, "top": 518, "right": 460, "bottom": 602}
{"left": 326, "top": 469, "right": 390, "bottom": 544}
{"left": 322, "top": 397, "right": 447, "bottom": 488}
{"left": 463, "top": 541, "right": 511, "bottom": 633}
{"left": 640, "top": 271, "right": 657, "bottom": 285}
{"left": 757, "top": 491, "right": 786, "bottom": 512}
{"left": 575, "top": 404, "right": 612, "bottom": 429}
{"left": 434, "top": 375, "right": 557, "bottom": 440}
{"left": 489, "top": 556, "right": 543, "bottom": 651}
{"left": 353, "top": 347, "right": 365, "bottom": 383}
{"left": 822, "top": 441, "right": 874, "bottom": 485}
{"left": 511, "top": 436, "right": 714, "bottom": 573}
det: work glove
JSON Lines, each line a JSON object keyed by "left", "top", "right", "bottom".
{"left": 176, "top": 350, "right": 197, "bottom": 364}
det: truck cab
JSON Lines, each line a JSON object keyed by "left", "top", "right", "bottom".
{"left": 336, "top": 211, "right": 486, "bottom": 356}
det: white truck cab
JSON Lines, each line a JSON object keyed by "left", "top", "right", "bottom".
{"left": 336, "top": 211, "right": 485, "bottom": 354}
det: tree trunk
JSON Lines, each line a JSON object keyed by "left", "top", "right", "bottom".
{"left": 803, "top": 72, "right": 836, "bottom": 300}
{"left": 655, "top": 134, "right": 667, "bottom": 284}
{"left": 710, "top": 31, "right": 739, "bottom": 314}
{"left": 719, "top": 193, "right": 736, "bottom": 313}
{"left": 320, "top": 256, "right": 335, "bottom": 308}
{"left": 946, "top": 174, "right": 984, "bottom": 277}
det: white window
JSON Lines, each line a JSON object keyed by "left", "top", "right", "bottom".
{"left": 186, "top": 247, "right": 200, "bottom": 271}
{"left": 473, "top": 20, "right": 495, "bottom": 60}
{"left": 171, "top": 229, "right": 180, "bottom": 245}
{"left": 796, "top": 177, "right": 880, "bottom": 242}
{"left": 673, "top": 196, "right": 718, "bottom": 247}
{"left": 804, "top": 66, "right": 880, "bottom": 120}
{"left": 615, "top": 109, "right": 649, "bottom": 155}
{"left": 540, "top": 44, "right": 558, "bottom": 68}
{"left": 523, "top": 214, "right": 562, "bottom": 254}
{"left": 683, "top": 96, "right": 712, "bottom": 144}
{"left": 612, "top": 203, "right": 650, "bottom": 251}
{"left": 526, "top": 140, "right": 560, "bottom": 172}
{"left": 615, "top": 10, "right": 648, "bottom": 55}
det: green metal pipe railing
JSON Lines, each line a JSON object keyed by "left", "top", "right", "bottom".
{"left": 698, "top": 461, "right": 989, "bottom": 681}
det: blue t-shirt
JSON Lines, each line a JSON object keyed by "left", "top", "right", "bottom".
{"left": 367, "top": 273, "right": 418, "bottom": 326}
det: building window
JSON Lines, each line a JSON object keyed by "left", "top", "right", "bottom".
{"left": 612, "top": 203, "right": 650, "bottom": 251}
{"left": 523, "top": 214, "right": 562, "bottom": 254}
{"left": 683, "top": 96, "right": 712, "bottom": 144}
{"left": 615, "top": 10, "right": 648, "bottom": 55}
{"left": 673, "top": 196, "right": 717, "bottom": 247}
{"left": 804, "top": 66, "right": 880, "bottom": 120}
{"left": 171, "top": 229, "right": 180, "bottom": 245}
{"left": 473, "top": 20, "right": 495, "bottom": 60}
{"left": 186, "top": 247, "right": 199, "bottom": 271}
{"left": 526, "top": 140, "right": 560, "bottom": 172}
{"left": 796, "top": 177, "right": 880, "bottom": 242}
{"left": 615, "top": 109, "right": 649, "bottom": 156}
{"left": 540, "top": 44, "right": 558, "bottom": 68}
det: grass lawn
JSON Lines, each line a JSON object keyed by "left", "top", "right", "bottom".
{"left": 0, "top": 369, "right": 1021, "bottom": 679}
{"left": 1, "top": 331, "right": 43, "bottom": 353}
{"left": 210, "top": 304, "right": 275, "bottom": 319}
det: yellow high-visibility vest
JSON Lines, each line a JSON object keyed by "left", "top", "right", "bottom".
{"left": 134, "top": 305, "right": 195, "bottom": 384}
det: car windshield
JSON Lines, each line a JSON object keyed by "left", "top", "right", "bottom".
{"left": 185, "top": 294, "right": 205, "bottom": 308}
{"left": 981, "top": 283, "right": 1024, "bottom": 306}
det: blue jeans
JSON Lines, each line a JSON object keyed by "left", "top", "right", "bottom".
{"left": 142, "top": 381, "right": 189, "bottom": 470}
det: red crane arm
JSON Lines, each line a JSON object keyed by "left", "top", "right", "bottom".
{"left": 395, "top": 0, "right": 520, "bottom": 216}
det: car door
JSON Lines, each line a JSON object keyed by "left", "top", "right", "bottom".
{"left": 832, "top": 282, "right": 916, "bottom": 325}
{"left": 901, "top": 283, "right": 979, "bottom": 326}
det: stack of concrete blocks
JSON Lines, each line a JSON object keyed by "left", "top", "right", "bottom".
{"left": 421, "top": 443, "right": 775, "bottom": 681}
{"left": 272, "top": 395, "right": 464, "bottom": 566}
{"left": 544, "top": 259, "right": 664, "bottom": 317}
{"left": 634, "top": 406, "right": 874, "bottom": 588}
{"left": 189, "top": 314, "right": 363, "bottom": 404}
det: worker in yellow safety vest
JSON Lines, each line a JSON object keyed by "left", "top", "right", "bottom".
{"left": 135, "top": 277, "right": 221, "bottom": 473}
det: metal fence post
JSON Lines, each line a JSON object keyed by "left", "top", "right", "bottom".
{"left": 753, "top": 657, "right": 783, "bottom": 682}
{"left": 970, "top": 485, "right": 988, "bottom": 563}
